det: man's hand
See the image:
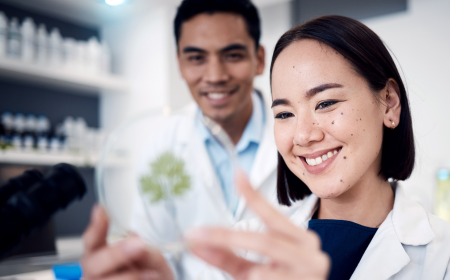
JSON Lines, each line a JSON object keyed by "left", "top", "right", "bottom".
{"left": 81, "top": 205, "right": 174, "bottom": 280}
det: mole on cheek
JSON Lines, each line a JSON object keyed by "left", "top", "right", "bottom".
{"left": 332, "top": 121, "right": 335, "bottom": 124}
{"left": 341, "top": 112, "right": 343, "bottom": 115}
{"left": 340, "top": 179, "right": 343, "bottom": 182}
{"left": 343, "top": 156, "right": 347, "bottom": 159}
{"left": 351, "top": 134, "right": 353, "bottom": 136}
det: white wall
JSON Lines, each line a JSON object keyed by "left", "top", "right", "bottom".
{"left": 255, "top": 1, "right": 292, "bottom": 101}
{"left": 100, "top": 4, "right": 173, "bottom": 131}
{"left": 363, "top": 0, "right": 450, "bottom": 212}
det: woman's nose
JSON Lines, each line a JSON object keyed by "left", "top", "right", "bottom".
{"left": 292, "top": 114, "right": 324, "bottom": 147}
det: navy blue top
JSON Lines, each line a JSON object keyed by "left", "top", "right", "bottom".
{"left": 308, "top": 219, "right": 378, "bottom": 280}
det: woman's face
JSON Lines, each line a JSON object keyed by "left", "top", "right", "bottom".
{"left": 271, "top": 39, "right": 387, "bottom": 199}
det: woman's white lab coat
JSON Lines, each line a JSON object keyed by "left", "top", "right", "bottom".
{"left": 212, "top": 184, "right": 450, "bottom": 280}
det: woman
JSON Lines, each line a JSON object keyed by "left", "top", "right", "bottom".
{"left": 186, "top": 15, "right": 450, "bottom": 279}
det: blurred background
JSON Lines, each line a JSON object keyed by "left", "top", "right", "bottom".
{"left": 0, "top": 0, "right": 449, "bottom": 276}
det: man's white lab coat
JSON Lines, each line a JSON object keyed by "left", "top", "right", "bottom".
{"left": 130, "top": 93, "right": 297, "bottom": 279}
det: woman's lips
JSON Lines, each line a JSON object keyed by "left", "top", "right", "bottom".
{"left": 300, "top": 148, "right": 342, "bottom": 175}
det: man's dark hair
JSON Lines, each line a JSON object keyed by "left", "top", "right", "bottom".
{"left": 271, "top": 15, "right": 416, "bottom": 206}
{"left": 174, "top": 0, "right": 261, "bottom": 49}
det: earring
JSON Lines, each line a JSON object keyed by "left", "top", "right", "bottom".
{"left": 391, "top": 121, "right": 395, "bottom": 130}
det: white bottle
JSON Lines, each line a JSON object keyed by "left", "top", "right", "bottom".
{"left": 101, "top": 41, "right": 111, "bottom": 75}
{"left": 7, "top": 18, "right": 21, "bottom": 59}
{"left": 36, "top": 24, "right": 48, "bottom": 65}
{"left": 20, "top": 17, "right": 36, "bottom": 63}
{"left": 49, "top": 28, "right": 62, "bottom": 68}
{"left": 0, "top": 12, "right": 7, "bottom": 58}
{"left": 87, "top": 37, "right": 100, "bottom": 74}
{"left": 62, "top": 37, "right": 75, "bottom": 70}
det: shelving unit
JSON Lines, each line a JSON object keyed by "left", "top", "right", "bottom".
{"left": 0, "top": 58, "right": 128, "bottom": 94}
{"left": 0, "top": 150, "right": 127, "bottom": 168}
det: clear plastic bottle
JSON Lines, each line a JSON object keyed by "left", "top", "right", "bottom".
{"left": 36, "top": 24, "right": 48, "bottom": 65}
{"left": 20, "top": 17, "right": 36, "bottom": 63}
{"left": 13, "top": 112, "right": 25, "bottom": 136}
{"left": 7, "top": 17, "right": 21, "bottom": 59}
{"left": 0, "top": 12, "right": 7, "bottom": 58}
{"left": 36, "top": 114, "right": 50, "bottom": 137}
{"left": 49, "top": 28, "right": 62, "bottom": 68}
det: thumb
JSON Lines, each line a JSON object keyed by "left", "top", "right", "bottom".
{"left": 83, "top": 205, "right": 109, "bottom": 253}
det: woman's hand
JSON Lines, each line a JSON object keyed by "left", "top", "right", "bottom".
{"left": 81, "top": 206, "right": 174, "bottom": 280}
{"left": 186, "top": 171, "right": 330, "bottom": 280}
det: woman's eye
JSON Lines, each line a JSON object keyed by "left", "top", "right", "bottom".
{"left": 316, "top": 100, "right": 338, "bottom": 110}
{"left": 275, "top": 112, "right": 294, "bottom": 119}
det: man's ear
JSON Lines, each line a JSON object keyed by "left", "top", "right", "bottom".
{"left": 382, "top": 78, "right": 402, "bottom": 130}
{"left": 256, "top": 45, "right": 265, "bottom": 76}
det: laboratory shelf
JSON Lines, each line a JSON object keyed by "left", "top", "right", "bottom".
{"left": 0, "top": 150, "right": 126, "bottom": 168}
{"left": 0, "top": 58, "right": 128, "bottom": 94}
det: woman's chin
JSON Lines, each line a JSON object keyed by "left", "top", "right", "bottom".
{"left": 310, "top": 185, "right": 347, "bottom": 200}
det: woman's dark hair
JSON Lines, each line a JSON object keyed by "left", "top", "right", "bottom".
{"left": 272, "top": 15, "right": 415, "bottom": 206}
{"left": 174, "top": 0, "right": 261, "bottom": 49}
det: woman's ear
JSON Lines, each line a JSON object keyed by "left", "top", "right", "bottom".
{"left": 382, "top": 78, "right": 401, "bottom": 130}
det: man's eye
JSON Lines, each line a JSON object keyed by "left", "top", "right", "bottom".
{"left": 188, "top": 55, "right": 204, "bottom": 62}
{"left": 275, "top": 112, "right": 294, "bottom": 119}
{"left": 316, "top": 100, "right": 338, "bottom": 110}
{"left": 225, "top": 53, "right": 244, "bottom": 61}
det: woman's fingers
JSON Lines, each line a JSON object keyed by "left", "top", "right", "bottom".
{"left": 84, "top": 269, "right": 162, "bottom": 280}
{"left": 187, "top": 227, "right": 322, "bottom": 270}
{"left": 189, "top": 243, "right": 255, "bottom": 280}
{"left": 236, "top": 170, "right": 315, "bottom": 245}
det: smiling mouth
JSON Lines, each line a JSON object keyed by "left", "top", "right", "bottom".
{"left": 201, "top": 86, "right": 239, "bottom": 100}
{"left": 302, "top": 148, "right": 342, "bottom": 166}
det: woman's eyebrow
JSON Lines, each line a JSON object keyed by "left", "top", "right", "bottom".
{"left": 306, "top": 83, "right": 343, "bottom": 97}
{"left": 271, "top": 98, "right": 290, "bottom": 108}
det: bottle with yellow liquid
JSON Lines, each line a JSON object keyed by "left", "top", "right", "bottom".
{"left": 436, "top": 169, "right": 450, "bottom": 222}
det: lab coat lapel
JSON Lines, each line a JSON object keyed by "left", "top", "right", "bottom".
{"left": 350, "top": 211, "right": 410, "bottom": 280}
{"left": 176, "top": 104, "right": 234, "bottom": 224}
{"left": 350, "top": 185, "right": 435, "bottom": 280}
{"left": 235, "top": 94, "right": 278, "bottom": 219}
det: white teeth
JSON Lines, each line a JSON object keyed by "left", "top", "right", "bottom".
{"left": 208, "top": 93, "right": 228, "bottom": 100}
{"left": 305, "top": 149, "right": 339, "bottom": 166}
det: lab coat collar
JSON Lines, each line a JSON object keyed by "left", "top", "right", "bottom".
{"left": 174, "top": 91, "right": 277, "bottom": 222}
{"left": 288, "top": 184, "right": 436, "bottom": 280}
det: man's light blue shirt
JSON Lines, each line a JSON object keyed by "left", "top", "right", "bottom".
{"left": 196, "top": 91, "right": 266, "bottom": 215}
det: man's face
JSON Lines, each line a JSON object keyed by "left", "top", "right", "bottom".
{"left": 177, "top": 12, "right": 265, "bottom": 124}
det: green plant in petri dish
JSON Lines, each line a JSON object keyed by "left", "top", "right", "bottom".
{"left": 436, "top": 169, "right": 450, "bottom": 222}
{"left": 140, "top": 151, "right": 191, "bottom": 203}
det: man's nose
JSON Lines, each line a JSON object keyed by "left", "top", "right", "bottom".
{"left": 204, "top": 57, "right": 229, "bottom": 83}
{"left": 293, "top": 113, "right": 324, "bottom": 147}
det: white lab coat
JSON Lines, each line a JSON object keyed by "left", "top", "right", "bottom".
{"left": 212, "top": 184, "right": 450, "bottom": 280}
{"left": 129, "top": 92, "right": 298, "bottom": 279}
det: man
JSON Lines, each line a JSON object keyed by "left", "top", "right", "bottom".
{"left": 82, "top": 0, "right": 290, "bottom": 279}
